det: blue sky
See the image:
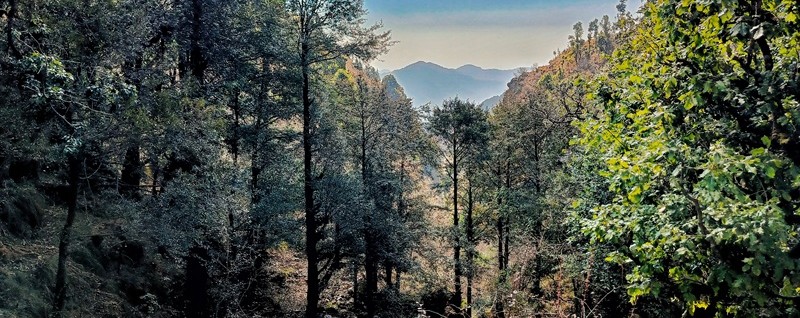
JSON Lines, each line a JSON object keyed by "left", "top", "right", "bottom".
{"left": 366, "top": 0, "right": 614, "bottom": 15}
{"left": 364, "top": 0, "right": 642, "bottom": 70}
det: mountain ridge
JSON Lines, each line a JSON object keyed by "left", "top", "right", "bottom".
{"left": 388, "top": 61, "right": 522, "bottom": 108}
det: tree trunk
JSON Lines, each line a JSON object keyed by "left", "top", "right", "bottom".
{"left": 302, "top": 45, "right": 320, "bottom": 318}
{"left": 384, "top": 260, "right": 393, "bottom": 288}
{"left": 359, "top": 92, "right": 379, "bottom": 318}
{"left": 451, "top": 139, "right": 462, "bottom": 314}
{"left": 395, "top": 161, "right": 405, "bottom": 292}
{"left": 531, "top": 258, "right": 543, "bottom": 297}
{"left": 53, "top": 153, "right": 81, "bottom": 316}
{"left": 466, "top": 176, "right": 475, "bottom": 318}
{"left": 495, "top": 198, "right": 506, "bottom": 317}
{"left": 394, "top": 268, "right": 401, "bottom": 290}
{"left": 503, "top": 222, "right": 510, "bottom": 270}
{"left": 365, "top": 227, "right": 378, "bottom": 317}
{"left": 5, "top": 0, "right": 21, "bottom": 58}
{"left": 582, "top": 251, "right": 595, "bottom": 316}
{"left": 120, "top": 145, "right": 141, "bottom": 198}
{"left": 251, "top": 161, "right": 261, "bottom": 202}
{"left": 189, "top": 0, "right": 206, "bottom": 86}
{"left": 251, "top": 115, "right": 263, "bottom": 202}
{"left": 150, "top": 155, "right": 160, "bottom": 196}
{"left": 351, "top": 259, "right": 359, "bottom": 305}
{"left": 185, "top": 246, "right": 211, "bottom": 317}
{"left": 503, "top": 160, "right": 511, "bottom": 270}
{"left": 231, "top": 91, "right": 240, "bottom": 163}
{"left": 497, "top": 209, "right": 504, "bottom": 271}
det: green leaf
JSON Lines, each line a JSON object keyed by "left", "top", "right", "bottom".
{"left": 671, "top": 165, "right": 683, "bottom": 177}
{"left": 730, "top": 22, "right": 749, "bottom": 38}
{"left": 628, "top": 186, "right": 643, "bottom": 203}
{"left": 761, "top": 136, "right": 772, "bottom": 148}
{"left": 766, "top": 166, "right": 776, "bottom": 179}
{"left": 684, "top": 97, "right": 696, "bottom": 110}
{"left": 752, "top": 262, "right": 762, "bottom": 276}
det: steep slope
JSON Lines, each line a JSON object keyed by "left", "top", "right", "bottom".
{"left": 498, "top": 40, "right": 608, "bottom": 112}
{"left": 479, "top": 95, "right": 502, "bottom": 110}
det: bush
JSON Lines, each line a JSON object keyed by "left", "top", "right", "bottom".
{"left": 0, "top": 184, "right": 45, "bottom": 239}
{"left": 0, "top": 260, "right": 54, "bottom": 317}
{"left": 420, "top": 288, "right": 451, "bottom": 318}
{"left": 375, "top": 289, "right": 419, "bottom": 318}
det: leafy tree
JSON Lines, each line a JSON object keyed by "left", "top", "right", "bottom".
{"left": 328, "top": 62, "right": 433, "bottom": 317}
{"left": 283, "top": 1, "right": 390, "bottom": 316}
{"left": 0, "top": 0, "right": 149, "bottom": 314}
{"left": 570, "top": 22, "right": 585, "bottom": 62}
{"left": 428, "top": 98, "right": 489, "bottom": 315}
{"left": 487, "top": 82, "right": 577, "bottom": 316}
{"left": 598, "top": 15, "right": 614, "bottom": 54}
{"left": 575, "top": 0, "right": 800, "bottom": 315}
{"left": 0, "top": 0, "right": 294, "bottom": 316}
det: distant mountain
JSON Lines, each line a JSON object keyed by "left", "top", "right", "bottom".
{"left": 381, "top": 74, "right": 407, "bottom": 102}
{"left": 389, "top": 61, "right": 520, "bottom": 108}
{"left": 480, "top": 95, "right": 502, "bottom": 110}
{"left": 456, "top": 64, "right": 517, "bottom": 82}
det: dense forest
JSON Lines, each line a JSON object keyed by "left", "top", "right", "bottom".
{"left": 1, "top": 0, "right": 799, "bottom": 317}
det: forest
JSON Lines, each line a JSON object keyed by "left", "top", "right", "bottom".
{"left": 0, "top": 0, "right": 799, "bottom": 317}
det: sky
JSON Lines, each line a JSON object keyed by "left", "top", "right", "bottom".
{"left": 364, "top": 0, "right": 643, "bottom": 71}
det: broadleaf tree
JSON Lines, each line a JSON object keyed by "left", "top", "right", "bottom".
{"left": 575, "top": 0, "right": 800, "bottom": 315}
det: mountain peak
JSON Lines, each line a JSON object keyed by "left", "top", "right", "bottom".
{"left": 389, "top": 61, "right": 520, "bottom": 108}
{"left": 400, "top": 61, "right": 447, "bottom": 71}
{"left": 457, "top": 64, "right": 483, "bottom": 71}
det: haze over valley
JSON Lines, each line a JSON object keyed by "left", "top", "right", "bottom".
{"left": 387, "top": 61, "right": 521, "bottom": 108}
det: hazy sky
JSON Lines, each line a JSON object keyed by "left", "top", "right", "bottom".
{"left": 364, "top": 0, "right": 643, "bottom": 71}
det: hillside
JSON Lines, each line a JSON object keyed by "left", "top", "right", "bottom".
{"left": 5, "top": 1, "right": 799, "bottom": 317}
{"left": 479, "top": 95, "right": 502, "bottom": 110}
{"left": 390, "top": 61, "right": 519, "bottom": 107}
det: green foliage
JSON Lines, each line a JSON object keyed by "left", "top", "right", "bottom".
{"left": 429, "top": 98, "right": 490, "bottom": 156}
{"left": 574, "top": 0, "right": 800, "bottom": 315}
{"left": 0, "top": 260, "right": 55, "bottom": 318}
{"left": 0, "top": 184, "right": 45, "bottom": 238}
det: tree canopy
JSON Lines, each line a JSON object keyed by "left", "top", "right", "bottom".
{"left": 2, "top": 0, "right": 800, "bottom": 317}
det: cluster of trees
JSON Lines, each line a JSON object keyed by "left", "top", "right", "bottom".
{"left": 0, "top": 0, "right": 431, "bottom": 317}
{"left": 421, "top": 0, "right": 800, "bottom": 317}
{"left": 412, "top": 4, "right": 633, "bottom": 316}
{"left": 2, "top": 0, "right": 799, "bottom": 317}
{"left": 517, "top": 0, "right": 800, "bottom": 317}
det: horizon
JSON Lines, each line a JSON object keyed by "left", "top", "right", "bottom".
{"left": 381, "top": 60, "right": 527, "bottom": 73}
{"left": 366, "top": 0, "right": 643, "bottom": 71}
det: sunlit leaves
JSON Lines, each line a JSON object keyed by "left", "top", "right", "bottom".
{"left": 572, "top": 0, "right": 800, "bottom": 315}
{"left": 20, "top": 53, "right": 75, "bottom": 104}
